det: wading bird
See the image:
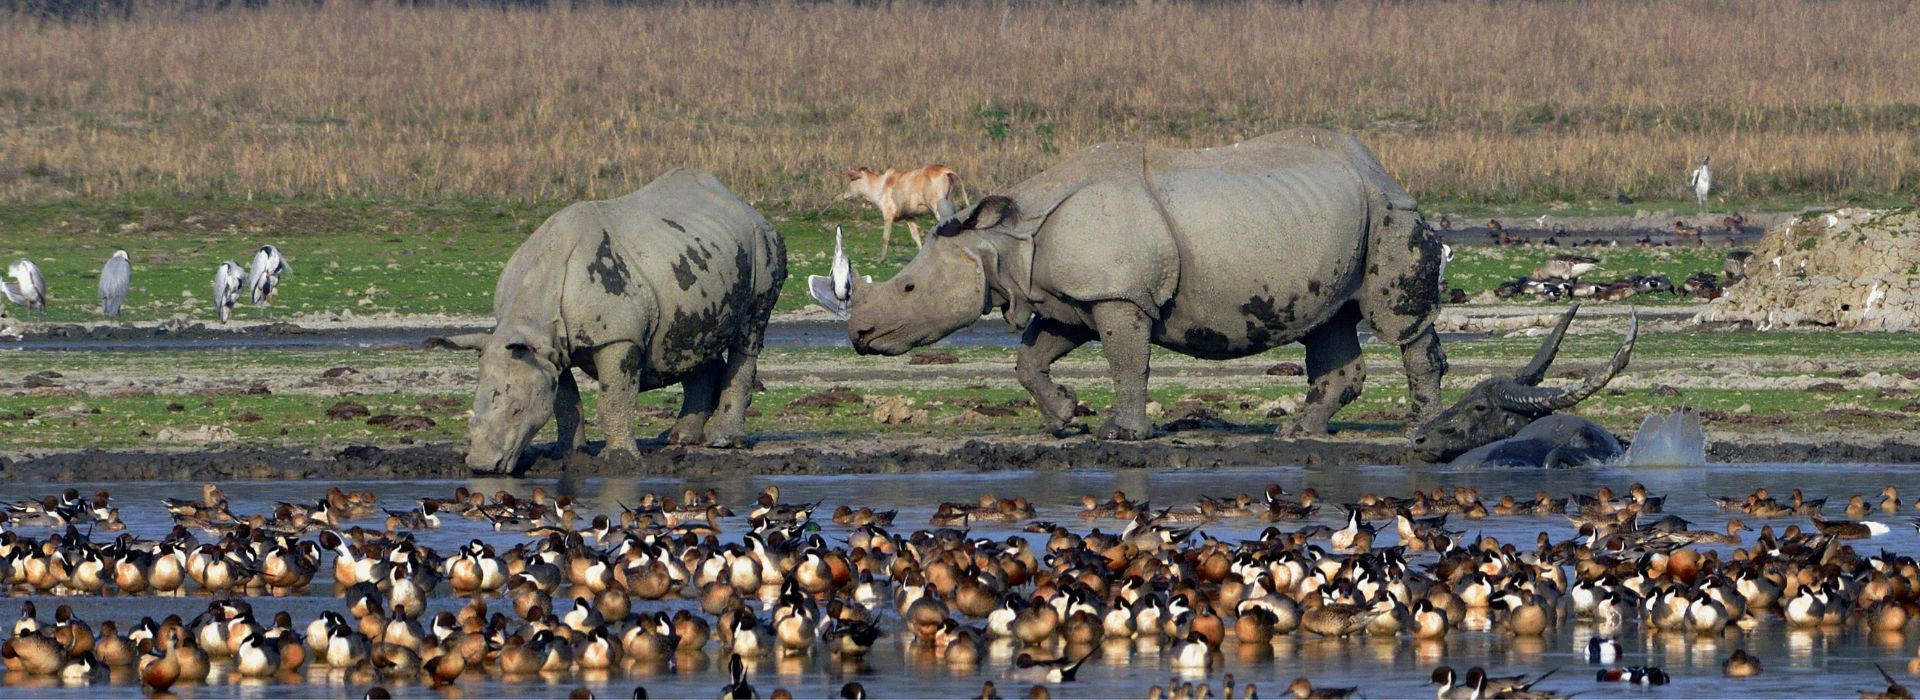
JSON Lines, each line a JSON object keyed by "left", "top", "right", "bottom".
{"left": 213, "top": 261, "right": 245, "bottom": 324}
{"left": 1690, "top": 157, "right": 1712, "bottom": 207}
{"left": 2, "top": 259, "right": 45, "bottom": 316}
{"left": 806, "top": 227, "right": 868, "bottom": 320}
{"left": 247, "top": 244, "right": 290, "bottom": 312}
{"left": 99, "top": 250, "right": 129, "bottom": 318}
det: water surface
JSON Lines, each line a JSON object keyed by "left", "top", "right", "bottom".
{"left": 3, "top": 462, "right": 1918, "bottom": 698}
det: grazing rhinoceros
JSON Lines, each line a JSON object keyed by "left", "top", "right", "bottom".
{"left": 431, "top": 169, "right": 786, "bottom": 473}
{"left": 847, "top": 128, "right": 1448, "bottom": 438}
{"left": 1410, "top": 304, "right": 1638, "bottom": 465}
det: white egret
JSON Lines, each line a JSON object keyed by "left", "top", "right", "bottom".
{"left": 1689, "top": 157, "right": 1712, "bottom": 207}
{"left": 1, "top": 259, "right": 45, "bottom": 316}
{"left": 806, "top": 226, "right": 868, "bottom": 320}
{"left": 98, "top": 250, "right": 130, "bottom": 318}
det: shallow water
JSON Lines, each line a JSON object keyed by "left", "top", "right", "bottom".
{"left": 5, "top": 462, "right": 1920, "bottom": 698}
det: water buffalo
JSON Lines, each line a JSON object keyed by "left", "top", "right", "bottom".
{"left": 432, "top": 169, "right": 786, "bottom": 473}
{"left": 847, "top": 129, "right": 1448, "bottom": 439}
{"left": 1444, "top": 415, "right": 1625, "bottom": 468}
{"left": 1411, "top": 304, "right": 1637, "bottom": 464}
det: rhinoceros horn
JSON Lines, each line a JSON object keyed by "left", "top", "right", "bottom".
{"left": 1493, "top": 306, "right": 1637, "bottom": 412}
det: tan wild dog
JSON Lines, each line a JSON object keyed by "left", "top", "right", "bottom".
{"left": 840, "top": 165, "right": 963, "bottom": 262}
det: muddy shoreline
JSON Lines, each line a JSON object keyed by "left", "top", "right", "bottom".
{"left": 3, "top": 431, "right": 1914, "bottom": 483}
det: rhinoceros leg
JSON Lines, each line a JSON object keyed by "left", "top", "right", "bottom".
{"left": 704, "top": 343, "right": 760, "bottom": 449}
{"left": 707, "top": 281, "right": 774, "bottom": 449}
{"left": 665, "top": 360, "right": 722, "bottom": 447}
{"left": 1358, "top": 210, "right": 1449, "bottom": 428}
{"left": 1016, "top": 318, "right": 1096, "bottom": 436}
{"left": 593, "top": 342, "right": 642, "bottom": 458}
{"left": 1091, "top": 301, "right": 1154, "bottom": 440}
{"left": 553, "top": 367, "right": 586, "bottom": 456}
{"left": 1290, "top": 303, "right": 1365, "bottom": 436}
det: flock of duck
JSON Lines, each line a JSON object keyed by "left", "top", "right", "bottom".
{"left": 3, "top": 480, "right": 1920, "bottom": 698}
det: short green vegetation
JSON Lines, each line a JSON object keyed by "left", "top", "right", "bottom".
{"left": 3, "top": 329, "right": 1915, "bottom": 452}
{"left": 1, "top": 196, "right": 1758, "bottom": 323}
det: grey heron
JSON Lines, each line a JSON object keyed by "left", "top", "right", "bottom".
{"left": 1689, "top": 157, "right": 1712, "bottom": 207}
{"left": 99, "top": 250, "right": 130, "bottom": 318}
{"left": 2, "top": 259, "right": 45, "bottom": 317}
{"left": 806, "top": 226, "right": 868, "bottom": 320}
{"left": 213, "top": 260, "right": 245, "bottom": 324}
{"left": 248, "top": 244, "right": 290, "bottom": 310}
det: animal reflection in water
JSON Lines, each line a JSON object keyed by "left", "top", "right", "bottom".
{"left": 1, "top": 474, "right": 1915, "bottom": 698}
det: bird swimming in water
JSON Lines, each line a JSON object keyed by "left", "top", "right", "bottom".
{"left": 807, "top": 226, "right": 868, "bottom": 320}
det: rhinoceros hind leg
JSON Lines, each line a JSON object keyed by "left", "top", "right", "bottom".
{"left": 666, "top": 360, "right": 722, "bottom": 447}
{"left": 1091, "top": 301, "right": 1154, "bottom": 440}
{"left": 706, "top": 290, "right": 773, "bottom": 449}
{"left": 1016, "top": 318, "right": 1095, "bottom": 436}
{"left": 1290, "top": 303, "right": 1365, "bottom": 436}
{"left": 553, "top": 367, "right": 586, "bottom": 455}
{"left": 594, "top": 342, "right": 642, "bottom": 458}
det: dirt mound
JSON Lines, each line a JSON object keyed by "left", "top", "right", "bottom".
{"left": 1697, "top": 209, "right": 1920, "bottom": 330}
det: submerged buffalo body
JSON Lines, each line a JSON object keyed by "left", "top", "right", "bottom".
{"left": 435, "top": 169, "right": 786, "bottom": 472}
{"left": 1411, "top": 304, "right": 1637, "bottom": 464}
{"left": 848, "top": 129, "right": 1448, "bottom": 438}
{"left": 1445, "top": 415, "right": 1624, "bottom": 468}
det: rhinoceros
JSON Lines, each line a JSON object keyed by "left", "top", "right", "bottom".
{"left": 1410, "top": 304, "right": 1637, "bottom": 464}
{"left": 431, "top": 169, "right": 786, "bottom": 472}
{"left": 847, "top": 128, "right": 1448, "bottom": 438}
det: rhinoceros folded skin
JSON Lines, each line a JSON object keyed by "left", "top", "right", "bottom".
{"left": 432, "top": 169, "right": 786, "bottom": 473}
{"left": 847, "top": 128, "right": 1449, "bottom": 440}
{"left": 1445, "top": 415, "right": 1624, "bottom": 468}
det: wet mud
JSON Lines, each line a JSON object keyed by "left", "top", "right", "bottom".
{"left": 5, "top": 430, "right": 1917, "bottom": 483}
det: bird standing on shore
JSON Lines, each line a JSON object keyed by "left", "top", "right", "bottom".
{"left": 213, "top": 261, "right": 245, "bottom": 324}
{"left": 99, "top": 250, "right": 130, "bottom": 318}
{"left": 248, "top": 245, "right": 290, "bottom": 311}
{"left": 1690, "top": 157, "right": 1713, "bottom": 207}
{"left": 807, "top": 227, "right": 868, "bottom": 320}
{"left": 2, "top": 259, "right": 44, "bottom": 316}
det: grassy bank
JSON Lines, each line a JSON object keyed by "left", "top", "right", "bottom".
{"left": 3, "top": 2, "right": 1918, "bottom": 208}
{"left": 0, "top": 196, "right": 1736, "bottom": 322}
{"left": 4, "top": 331, "right": 1917, "bottom": 452}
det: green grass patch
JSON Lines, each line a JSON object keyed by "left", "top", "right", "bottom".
{"left": 0, "top": 196, "right": 924, "bottom": 323}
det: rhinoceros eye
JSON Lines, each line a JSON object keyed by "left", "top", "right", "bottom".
{"left": 904, "top": 284, "right": 916, "bottom": 293}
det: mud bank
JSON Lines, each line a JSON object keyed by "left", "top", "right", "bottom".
{"left": 4, "top": 432, "right": 1916, "bottom": 483}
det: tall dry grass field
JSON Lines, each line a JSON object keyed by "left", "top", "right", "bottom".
{"left": 2, "top": 1, "right": 1917, "bottom": 207}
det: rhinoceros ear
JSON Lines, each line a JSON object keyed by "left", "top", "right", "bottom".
{"left": 424, "top": 333, "right": 488, "bottom": 352}
{"left": 936, "top": 195, "right": 1020, "bottom": 238}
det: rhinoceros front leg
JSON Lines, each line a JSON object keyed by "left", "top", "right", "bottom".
{"left": 1092, "top": 301, "right": 1154, "bottom": 440}
{"left": 1290, "top": 304, "right": 1366, "bottom": 436}
{"left": 553, "top": 367, "right": 586, "bottom": 456}
{"left": 1016, "top": 318, "right": 1095, "bottom": 436}
{"left": 593, "top": 342, "right": 642, "bottom": 458}
{"left": 1397, "top": 326, "right": 1446, "bottom": 425}
{"left": 665, "top": 360, "right": 721, "bottom": 447}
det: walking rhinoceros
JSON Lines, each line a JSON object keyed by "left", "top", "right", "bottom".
{"left": 431, "top": 169, "right": 786, "bottom": 472}
{"left": 847, "top": 129, "right": 1448, "bottom": 439}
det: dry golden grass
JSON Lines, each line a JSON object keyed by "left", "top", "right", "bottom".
{"left": 2, "top": 1, "right": 1917, "bottom": 208}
